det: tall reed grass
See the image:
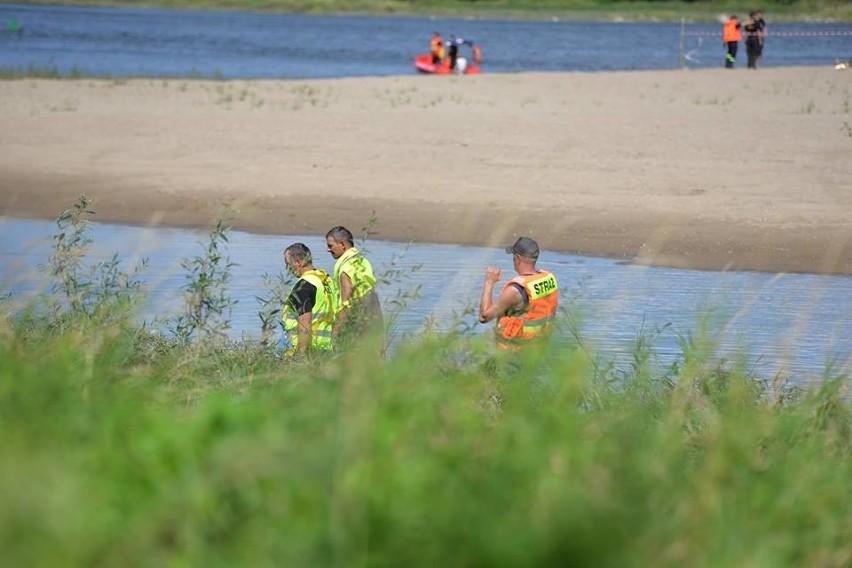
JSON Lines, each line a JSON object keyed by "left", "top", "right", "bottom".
{"left": 0, "top": 198, "right": 849, "bottom": 566}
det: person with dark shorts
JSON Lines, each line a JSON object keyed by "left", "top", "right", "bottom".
{"left": 755, "top": 11, "right": 766, "bottom": 68}
{"left": 744, "top": 11, "right": 766, "bottom": 69}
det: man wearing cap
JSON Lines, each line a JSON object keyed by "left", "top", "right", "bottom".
{"left": 479, "top": 237, "right": 559, "bottom": 349}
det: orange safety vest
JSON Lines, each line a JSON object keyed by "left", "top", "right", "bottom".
{"left": 430, "top": 36, "right": 443, "bottom": 56}
{"left": 496, "top": 270, "right": 558, "bottom": 347}
{"left": 723, "top": 19, "right": 741, "bottom": 43}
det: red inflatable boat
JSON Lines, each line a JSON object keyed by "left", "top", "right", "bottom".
{"left": 413, "top": 54, "right": 481, "bottom": 75}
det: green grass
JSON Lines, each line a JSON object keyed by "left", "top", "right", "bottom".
{"left": 0, "top": 64, "right": 228, "bottom": 81}
{"left": 0, "top": 63, "right": 88, "bottom": 80}
{"left": 0, "top": 321, "right": 850, "bottom": 566}
{"left": 1, "top": 197, "right": 849, "bottom": 565}
{"left": 8, "top": 0, "right": 852, "bottom": 22}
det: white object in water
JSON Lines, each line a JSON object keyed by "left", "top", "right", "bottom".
{"left": 455, "top": 57, "right": 468, "bottom": 74}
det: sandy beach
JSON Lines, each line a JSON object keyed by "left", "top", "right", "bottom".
{"left": 1, "top": 67, "right": 850, "bottom": 275}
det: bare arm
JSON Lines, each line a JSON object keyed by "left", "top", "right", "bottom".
{"left": 479, "top": 268, "right": 522, "bottom": 323}
{"left": 332, "top": 272, "right": 354, "bottom": 339}
{"left": 296, "top": 311, "right": 312, "bottom": 355}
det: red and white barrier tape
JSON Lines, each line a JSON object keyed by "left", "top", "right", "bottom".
{"left": 684, "top": 30, "right": 852, "bottom": 37}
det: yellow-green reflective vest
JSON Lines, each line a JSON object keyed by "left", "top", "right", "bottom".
{"left": 281, "top": 269, "right": 335, "bottom": 355}
{"left": 333, "top": 247, "right": 377, "bottom": 306}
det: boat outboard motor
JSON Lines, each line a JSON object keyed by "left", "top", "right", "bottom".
{"left": 455, "top": 57, "right": 468, "bottom": 74}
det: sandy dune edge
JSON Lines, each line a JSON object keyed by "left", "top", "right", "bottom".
{"left": 1, "top": 68, "right": 850, "bottom": 274}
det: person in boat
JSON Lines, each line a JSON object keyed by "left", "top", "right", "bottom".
{"left": 454, "top": 39, "right": 481, "bottom": 74}
{"left": 445, "top": 36, "right": 478, "bottom": 71}
{"left": 446, "top": 35, "right": 460, "bottom": 69}
{"left": 430, "top": 31, "right": 444, "bottom": 65}
{"left": 471, "top": 43, "right": 482, "bottom": 66}
{"left": 446, "top": 35, "right": 474, "bottom": 69}
{"left": 479, "top": 237, "right": 559, "bottom": 350}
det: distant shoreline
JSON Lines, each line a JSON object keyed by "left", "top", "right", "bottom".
{"left": 5, "top": 0, "right": 852, "bottom": 24}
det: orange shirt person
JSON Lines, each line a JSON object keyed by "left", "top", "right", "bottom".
{"left": 472, "top": 44, "right": 482, "bottom": 66}
{"left": 723, "top": 15, "right": 742, "bottom": 68}
{"left": 430, "top": 32, "right": 443, "bottom": 65}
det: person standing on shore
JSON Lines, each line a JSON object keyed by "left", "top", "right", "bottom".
{"left": 280, "top": 243, "right": 336, "bottom": 358}
{"left": 723, "top": 15, "right": 742, "bottom": 69}
{"left": 744, "top": 11, "right": 766, "bottom": 69}
{"left": 755, "top": 10, "right": 767, "bottom": 68}
{"left": 744, "top": 12, "right": 760, "bottom": 69}
{"left": 325, "top": 226, "right": 383, "bottom": 350}
{"left": 479, "top": 237, "right": 559, "bottom": 350}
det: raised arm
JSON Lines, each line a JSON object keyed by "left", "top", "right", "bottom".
{"left": 479, "top": 267, "right": 522, "bottom": 323}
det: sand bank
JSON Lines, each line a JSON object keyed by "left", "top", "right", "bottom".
{"left": 1, "top": 67, "right": 850, "bottom": 274}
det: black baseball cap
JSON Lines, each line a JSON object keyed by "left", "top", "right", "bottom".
{"left": 505, "top": 237, "right": 540, "bottom": 259}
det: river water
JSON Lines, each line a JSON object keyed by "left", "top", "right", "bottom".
{"left": 2, "top": 217, "right": 850, "bottom": 386}
{"left": 1, "top": 5, "right": 850, "bottom": 384}
{"left": 1, "top": 3, "right": 851, "bottom": 77}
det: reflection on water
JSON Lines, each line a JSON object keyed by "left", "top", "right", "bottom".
{"left": 2, "top": 216, "right": 850, "bottom": 385}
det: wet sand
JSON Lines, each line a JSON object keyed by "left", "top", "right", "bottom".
{"left": 1, "top": 67, "right": 850, "bottom": 274}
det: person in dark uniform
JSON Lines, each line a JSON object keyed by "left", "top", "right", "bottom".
{"left": 447, "top": 34, "right": 459, "bottom": 70}
{"left": 744, "top": 11, "right": 766, "bottom": 69}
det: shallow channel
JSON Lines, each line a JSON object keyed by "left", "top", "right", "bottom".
{"left": 2, "top": 216, "right": 850, "bottom": 386}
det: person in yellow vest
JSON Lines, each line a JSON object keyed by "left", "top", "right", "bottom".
{"left": 325, "top": 226, "right": 383, "bottom": 349}
{"left": 479, "top": 237, "right": 559, "bottom": 349}
{"left": 722, "top": 15, "right": 742, "bottom": 69}
{"left": 280, "top": 242, "right": 336, "bottom": 357}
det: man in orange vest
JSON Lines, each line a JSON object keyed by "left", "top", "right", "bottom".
{"left": 479, "top": 237, "right": 559, "bottom": 349}
{"left": 723, "top": 15, "right": 742, "bottom": 69}
{"left": 430, "top": 31, "right": 444, "bottom": 65}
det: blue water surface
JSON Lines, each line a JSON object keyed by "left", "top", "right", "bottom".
{"left": 2, "top": 217, "right": 850, "bottom": 386}
{"left": 1, "top": 3, "right": 851, "bottom": 78}
{"left": 1, "top": 5, "right": 850, "bottom": 386}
